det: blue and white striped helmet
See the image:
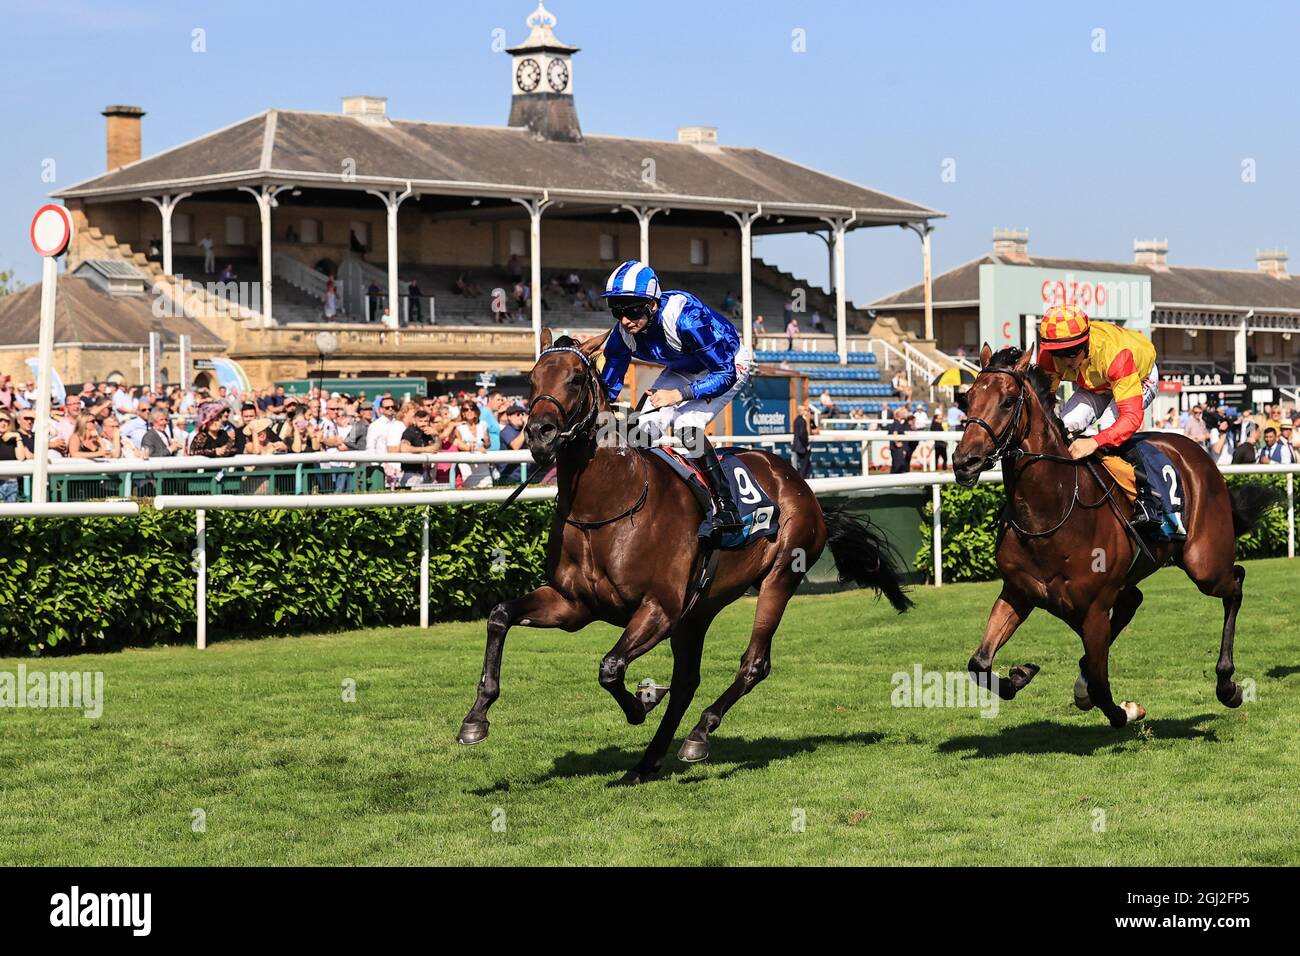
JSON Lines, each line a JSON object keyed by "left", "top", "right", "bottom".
{"left": 601, "top": 260, "right": 660, "bottom": 301}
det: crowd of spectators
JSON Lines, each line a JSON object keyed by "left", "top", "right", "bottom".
{"left": 0, "top": 371, "right": 536, "bottom": 499}
{"left": 1166, "top": 400, "right": 1300, "bottom": 466}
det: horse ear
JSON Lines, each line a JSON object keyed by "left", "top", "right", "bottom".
{"left": 578, "top": 329, "right": 611, "bottom": 357}
{"left": 1014, "top": 348, "right": 1033, "bottom": 372}
{"left": 540, "top": 328, "right": 553, "bottom": 351}
{"left": 979, "top": 343, "right": 993, "bottom": 368}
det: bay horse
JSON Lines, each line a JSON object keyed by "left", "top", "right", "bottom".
{"left": 952, "top": 345, "right": 1281, "bottom": 728}
{"left": 457, "top": 328, "right": 912, "bottom": 784}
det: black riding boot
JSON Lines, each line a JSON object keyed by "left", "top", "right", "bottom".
{"left": 1121, "top": 445, "right": 1162, "bottom": 533}
{"left": 680, "top": 427, "right": 742, "bottom": 536}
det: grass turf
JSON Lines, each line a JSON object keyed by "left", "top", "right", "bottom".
{"left": 2, "top": 558, "right": 1297, "bottom": 866}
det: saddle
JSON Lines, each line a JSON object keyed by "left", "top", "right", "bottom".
{"left": 1101, "top": 434, "right": 1188, "bottom": 541}
{"left": 649, "top": 446, "right": 781, "bottom": 549}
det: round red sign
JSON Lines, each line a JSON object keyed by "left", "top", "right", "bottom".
{"left": 30, "top": 204, "right": 74, "bottom": 257}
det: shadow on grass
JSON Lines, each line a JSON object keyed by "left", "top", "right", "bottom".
{"left": 937, "top": 714, "right": 1221, "bottom": 759}
{"left": 470, "top": 732, "right": 884, "bottom": 794}
{"left": 1265, "top": 665, "right": 1300, "bottom": 679}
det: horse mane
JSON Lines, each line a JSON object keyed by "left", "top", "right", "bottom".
{"left": 552, "top": 335, "right": 579, "bottom": 349}
{"left": 986, "top": 347, "right": 1068, "bottom": 440}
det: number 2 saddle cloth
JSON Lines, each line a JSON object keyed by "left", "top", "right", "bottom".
{"left": 650, "top": 446, "right": 782, "bottom": 549}
{"left": 1098, "top": 434, "right": 1187, "bottom": 530}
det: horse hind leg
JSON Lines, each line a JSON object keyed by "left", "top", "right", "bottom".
{"left": 1214, "top": 565, "right": 1246, "bottom": 708}
{"left": 679, "top": 575, "right": 794, "bottom": 763}
{"left": 1075, "top": 586, "right": 1144, "bottom": 711}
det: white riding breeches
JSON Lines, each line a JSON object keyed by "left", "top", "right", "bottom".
{"left": 636, "top": 345, "right": 753, "bottom": 457}
{"left": 1060, "top": 364, "right": 1159, "bottom": 436}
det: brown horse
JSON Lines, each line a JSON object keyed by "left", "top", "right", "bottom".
{"left": 952, "top": 345, "right": 1281, "bottom": 728}
{"left": 457, "top": 328, "right": 912, "bottom": 783}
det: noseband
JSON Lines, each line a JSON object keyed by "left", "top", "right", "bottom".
{"left": 528, "top": 346, "right": 600, "bottom": 446}
{"left": 962, "top": 367, "right": 1029, "bottom": 466}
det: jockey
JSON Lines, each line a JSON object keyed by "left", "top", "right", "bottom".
{"left": 1036, "top": 303, "right": 1172, "bottom": 534}
{"left": 598, "top": 259, "right": 753, "bottom": 535}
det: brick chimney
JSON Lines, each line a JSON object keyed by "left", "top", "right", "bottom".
{"left": 342, "top": 95, "right": 388, "bottom": 123}
{"left": 677, "top": 126, "right": 718, "bottom": 145}
{"left": 1133, "top": 238, "right": 1168, "bottom": 267}
{"left": 992, "top": 228, "right": 1029, "bottom": 262}
{"left": 102, "top": 105, "right": 145, "bottom": 170}
{"left": 1256, "top": 248, "right": 1289, "bottom": 278}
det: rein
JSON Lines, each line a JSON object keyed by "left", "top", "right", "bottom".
{"left": 964, "top": 365, "right": 1122, "bottom": 538}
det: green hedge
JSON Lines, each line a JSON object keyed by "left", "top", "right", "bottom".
{"left": 916, "top": 475, "right": 1292, "bottom": 583}
{"left": 0, "top": 504, "right": 551, "bottom": 655}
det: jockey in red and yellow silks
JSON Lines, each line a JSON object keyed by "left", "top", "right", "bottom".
{"left": 1036, "top": 305, "right": 1158, "bottom": 460}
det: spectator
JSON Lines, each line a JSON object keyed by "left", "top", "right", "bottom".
{"left": 1183, "top": 405, "right": 1210, "bottom": 448}
{"left": 887, "top": 407, "right": 911, "bottom": 474}
{"left": 507, "top": 253, "right": 523, "bottom": 283}
{"left": 0, "top": 411, "right": 17, "bottom": 501}
{"left": 189, "top": 403, "right": 234, "bottom": 457}
{"left": 1258, "top": 426, "right": 1298, "bottom": 465}
{"left": 810, "top": 309, "right": 825, "bottom": 333}
{"left": 792, "top": 402, "right": 818, "bottom": 478}
{"left": 199, "top": 233, "right": 215, "bottom": 274}
{"left": 1231, "top": 420, "right": 1259, "bottom": 464}
{"left": 121, "top": 400, "right": 152, "bottom": 448}
{"left": 785, "top": 317, "right": 799, "bottom": 351}
{"left": 455, "top": 271, "right": 481, "bottom": 297}
{"left": 754, "top": 313, "right": 766, "bottom": 336}
{"left": 1209, "top": 418, "right": 1236, "bottom": 465}
{"left": 1157, "top": 408, "right": 1178, "bottom": 431}
{"left": 367, "top": 281, "right": 381, "bottom": 322}
{"left": 244, "top": 417, "right": 284, "bottom": 456}
{"left": 337, "top": 403, "right": 368, "bottom": 452}
{"left": 141, "top": 411, "right": 182, "bottom": 458}
{"left": 219, "top": 263, "right": 237, "bottom": 283}
{"left": 932, "top": 403, "right": 949, "bottom": 470}
{"left": 398, "top": 409, "right": 439, "bottom": 488}
{"left": 892, "top": 370, "right": 913, "bottom": 403}
{"left": 407, "top": 278, "right": 423, "bottom": 324}
{"left": 818, "top": 388, "right": 837, "bottom": 420}
{"left": 232, "top": 403, "right": 259, "bottom": 455}
{"left": 66, "top": 415, "right": 107, "bottom": 459}
{"left": 14, "top": 410, "right": 37, "bottom": 460}
{"left": 98, "top": 416, "right": 132, "bottom": 459}
{"left": 496, "top": 404, "right": 529, "bottom": 483}
{"left": 0, "top": 374, "right": 12, "bottom": 410}
{"left": 324, "top": 277, "right": 338, "bottom": 320}
{"left": 481, "top": 392, "right": 507, "bottom": 450}
{"left": 454, "top": 401, "right": 492, "bottom": 488}
{"left": 54, "top": 395, "right": 82, "bottom": 444}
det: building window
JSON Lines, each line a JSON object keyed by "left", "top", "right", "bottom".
{"left": 172, "top": 213, "right": 192, "bottom": 244}
{"left": 299, "top": 219, "right": 320, "bottom": 244}
{"left": 509, "top": 229, "right": 526, "bottom": 257}
{"left": 349, "top": 221, "right": 370, "bottom": 251}
{"left": 225, "top": 216, "right": 246, "bottom": 245}
{"left": 1262, "top": 333, "right": 1276, "bottom": 356}
{"left": 689, "top": 238, "right": 708, "bottom": 266}
{"left": 963, "top": 319, "right": 977, "bottom": 347}
{"left": 599, "top": 233, "right": 617, "bottom": 261}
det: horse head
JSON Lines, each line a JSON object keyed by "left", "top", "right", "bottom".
{"left": 952, "top": 343, "right": 1064, "bottom": 486}
{"left": 524, "top": 327, "right": 610, "bottom": 462}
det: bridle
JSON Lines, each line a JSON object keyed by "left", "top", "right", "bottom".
{"left": 961, "top": 364, "right": 1124, "bottom": 538}
{"left": 527, "top": 346, "right": 600, "bottom": 447}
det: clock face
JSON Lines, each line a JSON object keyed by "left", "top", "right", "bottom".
{"left": 547, "top": 58, "right": 570, "bottom": 93}
{"left": 516, "top": 58, "right": 541, "bottom": 93}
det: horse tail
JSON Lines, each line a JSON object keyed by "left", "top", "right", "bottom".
{"left": 1229, "top": 481, "right": 1286, "bottom": 538}
{"left": 823, "top": 508, "right": 914, "bottom": 613}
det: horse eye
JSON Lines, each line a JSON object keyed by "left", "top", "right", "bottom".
{"left": 1001, "top": 396, "right": 1015, "bottom": 409}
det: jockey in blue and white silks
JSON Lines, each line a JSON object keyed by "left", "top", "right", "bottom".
{"left": 598, "top": 259, "right": 753, "bottom": 534}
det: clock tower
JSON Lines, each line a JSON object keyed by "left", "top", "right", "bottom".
{"left": 507, "top": 2, "right": 582, "bottom": 143}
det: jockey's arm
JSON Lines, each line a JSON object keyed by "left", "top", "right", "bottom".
{"left": 1092, "top": 349, "right": 1144, "bottom": 449}
{"left": 599, "top": 325, "right": 633, "bottom": 401}
{"left": 677, "top": 322, "right": 736, "bottom": 402}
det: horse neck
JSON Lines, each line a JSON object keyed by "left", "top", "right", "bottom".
{"left": 1004, "top": 391, "right": 1078, "bottom": 513}
{"left": 553, "top": 381, "right": 638, "bottom": 514}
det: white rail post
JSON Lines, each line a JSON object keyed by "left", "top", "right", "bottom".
{"left": 196, "top": 508, "right": 207, "bottom": 650}
{"left": 420, "top": 507, "right": 430, "bottom": 628}
{"left": 1288, "top": 473, "right": 1295, "bottom": 560}
{"left": 932, "top": 482, "right": 943, "bottom": 587}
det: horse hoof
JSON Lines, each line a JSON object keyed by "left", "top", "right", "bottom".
{"left": 1073, "top": 673, "right": 1094, "bottom": 711}
{"left": 457, "top": 719, "right": 490, "bottom": 745}
{"left": 611, "top": 767, "right": 655, "bottom": 787}
{"left": 678, "top": 737, "right": 710, "bottom": 763}
{"left": 1120, "top": 701, "right": 1146, "bottom": 724}
{"left": 637, "top": 679, "right": 671, "bottom": 715}
{"left": 1217, "top": 683, "right": 1244, "bottom": 708}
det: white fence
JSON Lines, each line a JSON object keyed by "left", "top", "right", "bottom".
{"left": 1, "top": 446, "right": 1295, "bottom": 648}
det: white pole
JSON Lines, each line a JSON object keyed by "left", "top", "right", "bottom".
{"left": 922, "top": 227, "right": 934, "bottom": 342}
{"left": 258, "top": 193, "right": 273, "bottom": 327}
{"left": 834, "top": 221, "right": 848, "bottom": 364}
{"left": 386, "top": 198, "right": 399, "bottom": 330}
{"left": 740, "top": 214, "right": 753, "bottom": 352}
{"left": 420, "top": 508, "right": 430, "bottom": 628}
{"left": 1288, "top": 473, "right": 1295, "bottom": 560}
{"left": 932, "top": 482, "right": 943, "bottom": 587}
{"left": 530, "top": 204, "right": 542, "bottom": 356}
{"left": 138, "top": 347, "right": 145, "bottom": 387}
{"left": 31, "top": 255, "right": 58, "bottom": 505}
{"left": 196, "top": 508, "right": 207, "bottom": 650}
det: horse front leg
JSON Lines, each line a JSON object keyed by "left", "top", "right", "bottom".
{"left": 457, "top": 585, "right": 590, "bottom": 745}
{"left": 967, "top": 586, "right": 1039, "bottom": 701}
{"left": 598, "top": 601, "right": 675, "bottom": 726}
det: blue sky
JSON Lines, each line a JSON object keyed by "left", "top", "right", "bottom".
{"left": 3, "top": 0, "right": 1297, "bottom": 304}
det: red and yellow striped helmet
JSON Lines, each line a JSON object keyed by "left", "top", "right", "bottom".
{"left": 1038, "top": 304, "right": 1091, "bottom": 352}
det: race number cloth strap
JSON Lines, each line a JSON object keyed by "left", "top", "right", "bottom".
{"left": 650, "top": 446, "right": 780, "bottom": 549}
{"left": 1041, "top": 320, "right": 1157, "bottom": 448}
{"left": 1116, "top": 434, "right": 1187, "bottom": 530}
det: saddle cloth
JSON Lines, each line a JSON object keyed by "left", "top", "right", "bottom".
{"left": 650, "top": 446, "right": 781, "bottom": 549}
{"left": 1107, "top": 434, "right": 1188, "bottom": 527}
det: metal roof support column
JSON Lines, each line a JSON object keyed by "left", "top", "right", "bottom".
{"left": 902, "top": 220, "right": 936, "bottom": 342}
{"left": 238, "top": 184, "right": 293, "bottom": 328}
{"left": 1235, "top": 310, "right": 1251, "bottom": 376}
{"left": 725, "top": 206, "right": 761, "bottom": 352}
{"left": 366, "top": 182, "right": 413, "bottom": 330}
{"left": 141, "top": 192, "right": 192, "bottom": 277}
{"left": 820, "top": 213, "right": 855, "bottom": 364}
{"left": 620, "top": 205, "right": 663, "bottom": 265}
{"left": 512, "top": 194, "right": 552, "bottom": 357}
